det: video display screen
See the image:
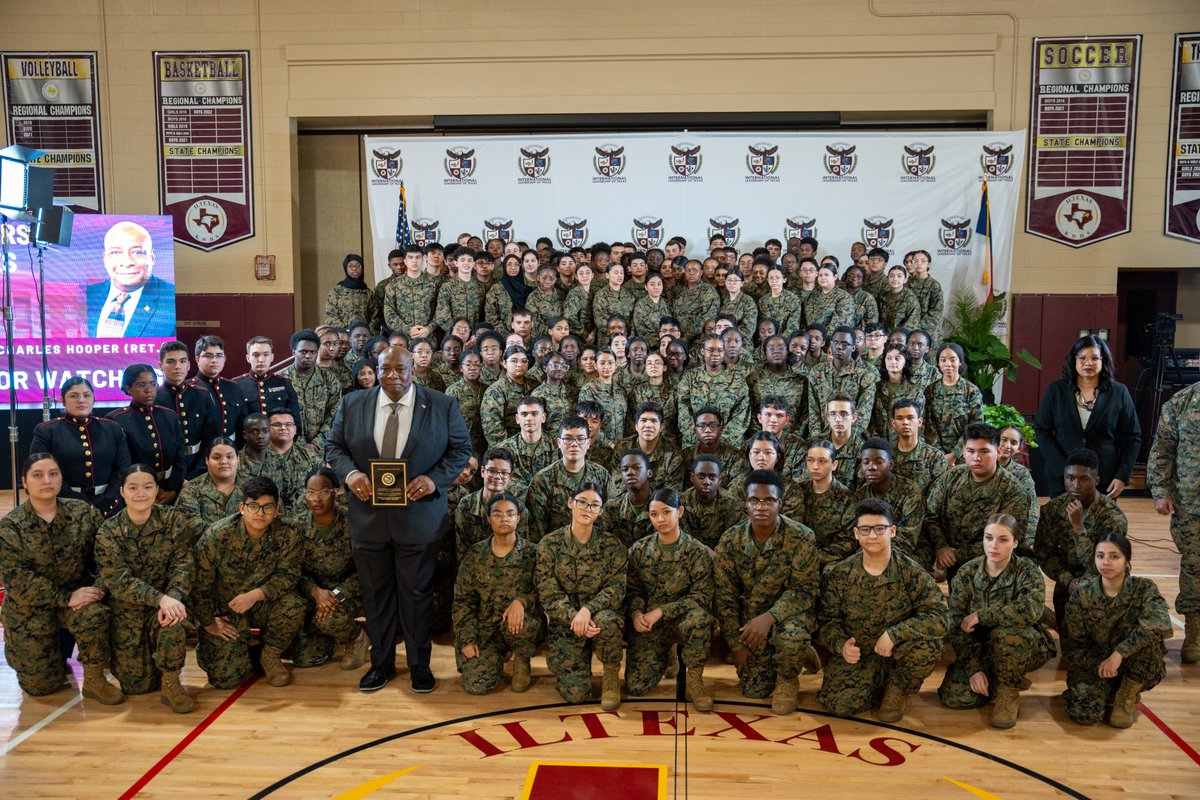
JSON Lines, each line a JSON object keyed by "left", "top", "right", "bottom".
{"left": 0, "top": 213, "right": 176, "bottom": 407}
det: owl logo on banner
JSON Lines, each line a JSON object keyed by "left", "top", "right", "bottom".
{"left": 901, "top": 143, "right": 937, "bottom": 180}
{"left": 785, "top": 216, "right": 818, "bottom": 241}
{"left": 518, "top": 145, "right": 551, "bottom": 181}
{"left": 444, "top": 147, "right": 477, "bottom": 181}
{"left": 593, "top": 145, "right": 627, "bottom": 181}
{"left": 823, "top": 143, "right": 858, "bottom": 181}
{"left": 745, "top": 143, "right": 780, "bottom": 181}
{"left": 370, "top": 148, "right": 403, "bottom": 181}
{"left": 631, "top": 216, "right": 665, "bottom": 249}
{"left": 707, "top": 216, "right": 741, "bottom": 247}
{"left": 411, "top": 217, "right": 441, "bottom": 247}
{"left": 483, "top": 217, "right": 514, "bottom": 243}
{"left": 669, "top": 143, "right": 703, "bottom": 180}
{"left": 861, "top": 216, "right": 895, "bottom": 251}
{"left": 980, "top": 142, "right": 1015, "bottom": 181}
{"left": 556, "top": 217, "right": 589, "bottom": 249}
{"left": 938, "top": 216, "right": 973, "bottom": 255}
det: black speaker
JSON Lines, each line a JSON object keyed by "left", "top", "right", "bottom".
{"left": 35, "top": 204, "right": 73, "bottom": 247}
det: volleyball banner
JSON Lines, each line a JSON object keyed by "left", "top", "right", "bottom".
{"left": 1166, "top": 33, "right": 1200, "bottom": 244}
{"left": 365, "top": 131, "right": 1025, "bottom": 308}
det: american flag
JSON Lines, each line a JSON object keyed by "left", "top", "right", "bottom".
{"left": 396, "top": 181, "right": 411, "bottom": 247}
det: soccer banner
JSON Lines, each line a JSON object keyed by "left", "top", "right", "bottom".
{"left": 365, "top": 131, "right": 1026, "bottom": 308}
{"left": 2, "top": 52, "right": 105, "bottom": 212}
{"left": 1026, "top": 35, "right": 1142, "bottom": 248}
{"left": 154, "top": 51, "right": 254, "bottom": 251}
{"left": 1166, "top": 33, "right": 1200, "bottom": 243}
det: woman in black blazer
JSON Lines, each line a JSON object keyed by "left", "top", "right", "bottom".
{"left": 1034, "top": 335, "right": 1140, "bottom": 498}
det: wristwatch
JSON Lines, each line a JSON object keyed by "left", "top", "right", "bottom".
{"left": 331, "top": 587, "right": 345, "bottom": 603}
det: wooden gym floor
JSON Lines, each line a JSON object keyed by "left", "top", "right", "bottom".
{"left": 1, "top": 497, "right": 1197, "bottom": 799}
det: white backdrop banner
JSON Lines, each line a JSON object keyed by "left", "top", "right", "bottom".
{"left": 365, "top": 130, "right": 1026, "bottom": 306}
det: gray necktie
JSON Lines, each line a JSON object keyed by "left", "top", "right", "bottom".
{"left": 381, "top": 401, "right": 400, "bottom": 457}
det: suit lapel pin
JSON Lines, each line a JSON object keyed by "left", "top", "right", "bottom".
{"left": 421, "top": 403, "right": 428, "bottom": 409}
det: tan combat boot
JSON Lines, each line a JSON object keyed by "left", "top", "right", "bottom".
{"left": 686, "top": 666, "right": 714, "bottom": 713}
{"left": 341, "top": 629, "right": 369, "bottom": 671}
{"left": 600, "top": 662, "right": 622, "bottom": 711}
{"left": 160, "top": 670, "right": 195, "bottom": 714}
{"left": 510, "top": 654, "right": 532, "bottom": 693}
{"left": 81, "top": 664, "right": 125, "bottom": 705}
{"left": 1182, "top": 615, "right": 1200, "bottom": 664}
{"left": 1107, "top": 678, "right": 1143, "bottom": 728}
{"left": 800, "top": 643, "right": 822, "bottom": 675}
{"left": 260, "top": 646, "right": 292, "bottom": 687}
{"left": 770, "top": 675, "right": 798, "bottom": 716}
{"left": 991, "top": 685, "right": 1020, "bottom": 729}
{"left": 877, "top": 682, "right": 908, "bottom": 723}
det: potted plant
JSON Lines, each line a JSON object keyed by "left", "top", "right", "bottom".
{"left": 943, "top": 288, "right": 1041, "bottom": 403}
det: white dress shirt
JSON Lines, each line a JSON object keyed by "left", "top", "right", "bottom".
{"left": 374, "top": 383, "right": 416, "bottom": 458}
{"left": 96, "top": 283, "right": 145, "bottom": 337}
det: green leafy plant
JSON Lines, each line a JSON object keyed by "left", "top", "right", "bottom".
{"left": 943, "top": 288, "right": 1041, "bottom": 390}
{"left": 983, "top": 403, "right": 1037, "bottom": 448}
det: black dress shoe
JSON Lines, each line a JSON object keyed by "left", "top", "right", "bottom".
{"left": 410, "top": 664, "right": 436, "bottom": 693}
{"left": 359, "top": 665, "right": 396, "bottom": 693}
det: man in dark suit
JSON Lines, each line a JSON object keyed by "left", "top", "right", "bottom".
{"left": 85, "top": 220, "right": 176, "bottom": 338}
{"left": 326, "top": 346, "right": 472, "bottom": 692}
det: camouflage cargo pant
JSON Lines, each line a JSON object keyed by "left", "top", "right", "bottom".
{"left": 938, "top": 625, "right": 1055, "bottom": 709}
{"left": 292, "top": 593, "right": 365, "bottom": 668}
{"left": 0, "top": 599, "right": 111, "bottom": 696}
{"left": 196, "top": 595, "right": 305, "bottom": 689}
{"left": 1065, "top": 643, "right": 1166, "bottom": 725}
{"left": 732, "top": 617, "right": 809, "bottom": 700}
{"left": 818, "top": 636, "right": 942, "bottom": 717}
{"left": 456, "top": 617, "right": 545, "bottom": 696}
{"left": 1170, "top": 511, "right": 1200, "bottom": 616}
{"left": 547, "top": 610, "right": 624, "bottom": 703}
{"left": 110, "top": 605, "right": 189, "bottom": 694}
{"left": 625, "top": 608, "right": 714, "bottom": 696}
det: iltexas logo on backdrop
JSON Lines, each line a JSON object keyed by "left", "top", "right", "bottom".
{"left": 411, "top": 217, "right": 441, "bottom": 247}
{"left": 745, "top": 143, "right": 781, "bottom": 182}
{"left": 445, "top": 147, "right": 478, "bottom": 184}
{"left": 707, "top": 216, "right": 741, "bottom": 247}
{"left": 370, "top": 148, "right": 403, "bottom": 183}
{"left": 980, "top": 142, "right": 1015, "bottom": 182}
{"left": 862, "top": 216, "right": 896, "bottom": 251}
{"left": 900, "top": 143, "right": 937, "bottom": 182}
{"left": 668, "top": 143, "right": 703, "bottom": 182}
{"left": 823, "top": 143, "right": 858, "bottom": 182}
{"left": 483, "top": 217, "right": 514, "bottom": 242}
{"left": 557, "top": 217, "right": 589, "bottom": 249}
{"left": 785, "top": 216, "right": 818, "bottom": 241}
{"left": 937, "top": 216, "right": 974, "bottom": 256}
{"left": 632, "top": 216, "right": 665, "bottom": 249}
{"left": 593, "top": 144, "right": 627, "bottom": 183}
{"left": 518, "top": 145, "right": 552, "bottom": 184}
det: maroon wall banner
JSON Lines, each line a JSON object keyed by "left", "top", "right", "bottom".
{"left": 1026, "top": 36, "right": 1141, "bottom": 248}
{"left": 2, "top": 52, "right": 105, "bottom": 212}
{"left": 1166, "top": 33, "right": 1200, "bottom": 243}
{"left": 154, "top": 50, "right": 254, "bottom": 251}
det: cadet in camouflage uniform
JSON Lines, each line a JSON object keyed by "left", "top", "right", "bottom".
{"left": 527, "top": 266, "right": 564, "bottom": 334}
{"left": 843, "top": 266, "right": 879, "bottom": 328}
{"left": 263, "top": 407, "right": 322, "bottom": 515}
{"left": 802, "top": 274, "right": 855, "bottom": 333}
{"left": 681, "top": 455, "right": 744, "bottom": 549}
{"left": 939, "top": 514, "right": 1055, "bottom": 728}
{"left": 324, "top": 253, "right": 379, "bottom": 329}
{"left": 590, "top": 270, "right": 636, "bottom": 347}
{"left": 890, "top": 398, "right": 949, "bottom": 493}
{"left": 720, "top": 271, "right": 758, "bottom": 340}
{"left": 997, "top": 425, "right": 1039, "bottom": 530}
{"left": 807, "top": 328, "right": 877, "bottom": 440}
{"left": 563, "top": 280, "right": 594, "bottom": 338}
{"left": 0, "top": 454, "right": 121, "bottom": 703}
{"left": 906, "top": 251, "right": 944, "bottom": 336}
{"left": 496, "top": 397, "right": 558, "bottom": 498}
{"left": 96, "top": 466, "right": 198, "bottom": 711}
{"left": 369, "top": 249, "right": 406, "bottom": 334}
{"left": 783, "top": 441, "right": 855, "bottom": 566}
{"left": 714, "top": 470, "right": 821, "bottom": 715}
{"left": 630, "top": 277, "right": 672, "bottom": 339}
{"left": 818, "top": 498, "right": 949, "bottom": 721}
{"left": 383, "top": 246, "right": 439, "bottom": 338}
{"left": 290, "top": 468, "right": 366, "bottom": 671}
{"left": 625, "top": 488, "right": 716, "bottom": 711}
{"left": 625, "top": 357, "right": 679, "bottom": 445}
{"left": 1147, "top": 380, "right": 1200, "bottom": 662}
{"left": 612, "top": 402, "right": 684, "bottom": 491}
{"left": 536, "top": 482, "right": 627, "bottom": 708}
{"left": 175, "top": 438, "right": 244, "bottom": 531}
{"left": 454, "top": 448, "right": 530, "bottom": 553}
{"left": 1063, "top": 532, "right": 1170, "bottom": 728}
{"left": 435, "top": 253, "right": 485, "bottom": 335}
{"left": 925, "top": 343, "right": 985, "bottom": 456}
{"left": 851, "top": 438, "right": 924, "bottom": 555}
{"left": 757, "top": 268, "right": 803, "bottom": 336}
{"left": 677, "top": 336, "right": 751, "bottom": 448}
{"left": 673, "top": 261, "right": 721, "bottom": 342}
{"left": 480, "top": 347, "right": 536, "bottom": 447}
{"left": 193, "top": 477, "right": 304, "bottom": 689}
{"left": 578, "top": 351, "right": 628, "bottom": 444}
{"left": 532, "top": 353, "right": 576, "bottom": 436}
{"left": 681, "top": 408, "right": 747, "bottom": 492}
{"left": 603, "top": 451, "right": 656, "bottom": 547}
{"left": 280, "top": 329, "right": 342, "bottom": 452}
{"left": 526, "top": 417, "right": 615, "bottom": 541}
{"left": 1035, "top": 448, "right": 1128, "bottom": 628}
{"left": 574, "top": 401, "right": 618, "bottom": 471}
{"left": 454, "top": 492, "right": 543, "bottom": 694}
{"left": 878, "top": 267, "right": 922, "bottom": 332}
{"left": 445, "top": 351, "right": 488, "bottom": 457}
{"left": 749, "top": 339, "right": 808, "bottom": 437}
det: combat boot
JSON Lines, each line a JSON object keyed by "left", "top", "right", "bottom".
{"left": 663, "top": 645, "right": 680, "bottom": 680}
{"left": 1182, "top": 615, "right": 1200, "bottom": 663}
{"left": 510, "top": 654, "right": 532, "bottom": 693}
{"left": 686, "top": 666, "right": 713, "bottom": 713}
{"left": 81, "top": 664, "right": 125, "bottom": 705}
{"left": 800, "top": 643, "right": 822, "bottom": 675}
{"left": 260, "top": 646, "right": 292, "bottom": 687}
{"left": 877, "top": 682, "right": 908, "bottom": 723}
{"left": 341, "top": 629, "right": 369, "bottom": 671}
{"left": 600, "top": 662, "right": 622, "bottom": 711}
{"left": 1108, "top": 678, "right": 1143, "bottom": 728}
{"left": 160, "top": 670, "right": 195, "bottom": 714}
{"left": 991, "top": 685, "right": 1020, "bottom": 729}
{"left": 770, "top": 675, "right": 798, "bottom": 716}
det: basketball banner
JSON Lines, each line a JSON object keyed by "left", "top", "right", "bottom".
{"left": 2, "top": 52, "right": 105, "bottom": 212}
{"left": 1166, "top": 33, "right": 1200, "bottom": 244}
{"left": 1025, "top": 35, "right": 1142, "bottom": 248}
{"left": 365, "top": 131, "right": 1026, "bottom": 309}
{"left": 154, "top": 50, "right": 254, "bottom": 251}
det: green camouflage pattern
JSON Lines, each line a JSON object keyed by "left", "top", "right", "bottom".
{"left": 175, "top": 473, "right": 245, "bottom": 532}
{"left": 802, "top": 288, "right": 855, "bottom": 332}
{"left": 279, "top": 365, "right": 342, "bottom": 450}
{"left": 525, "top": 460, "right": 615, "bottom": 542}
{"left": 383, "top": 272, "right": 439, "bottom": 336}
{"left": 924, "top": 465, "right": 1035, "bottom": 566}
{"left": 806, "top": 360, "right": 877, "bottom": 440}
{"left": 676, "top": 368, "right": 751, "bottom": 448}
{"left": 878, "top": 288, "right": 922, "bottom": 332}
{"left": 673, "top": 284, "right": 721, "bottom": 342}
{"left": 324, "top": 284, "right": 379, "bottom": 330}
{"left": 757, "top": 291, "right": 803, "bottom": 337}
{"left": 481, "top": 375, "right": 538, "bottom": 447}
{"left": 783, "top": 479, "right": 854, "bottom": 565}
{"left": 851, "top": 475, "right": 925, "bottom": 555}
{"left": 907, "top": 275, "right": 944, "bottom": 336}
{"left": 924, "top": 377, "right": 985, "bottom": 455}
{"left": 290, "top": 506, "right": 363, "bottom": 667}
